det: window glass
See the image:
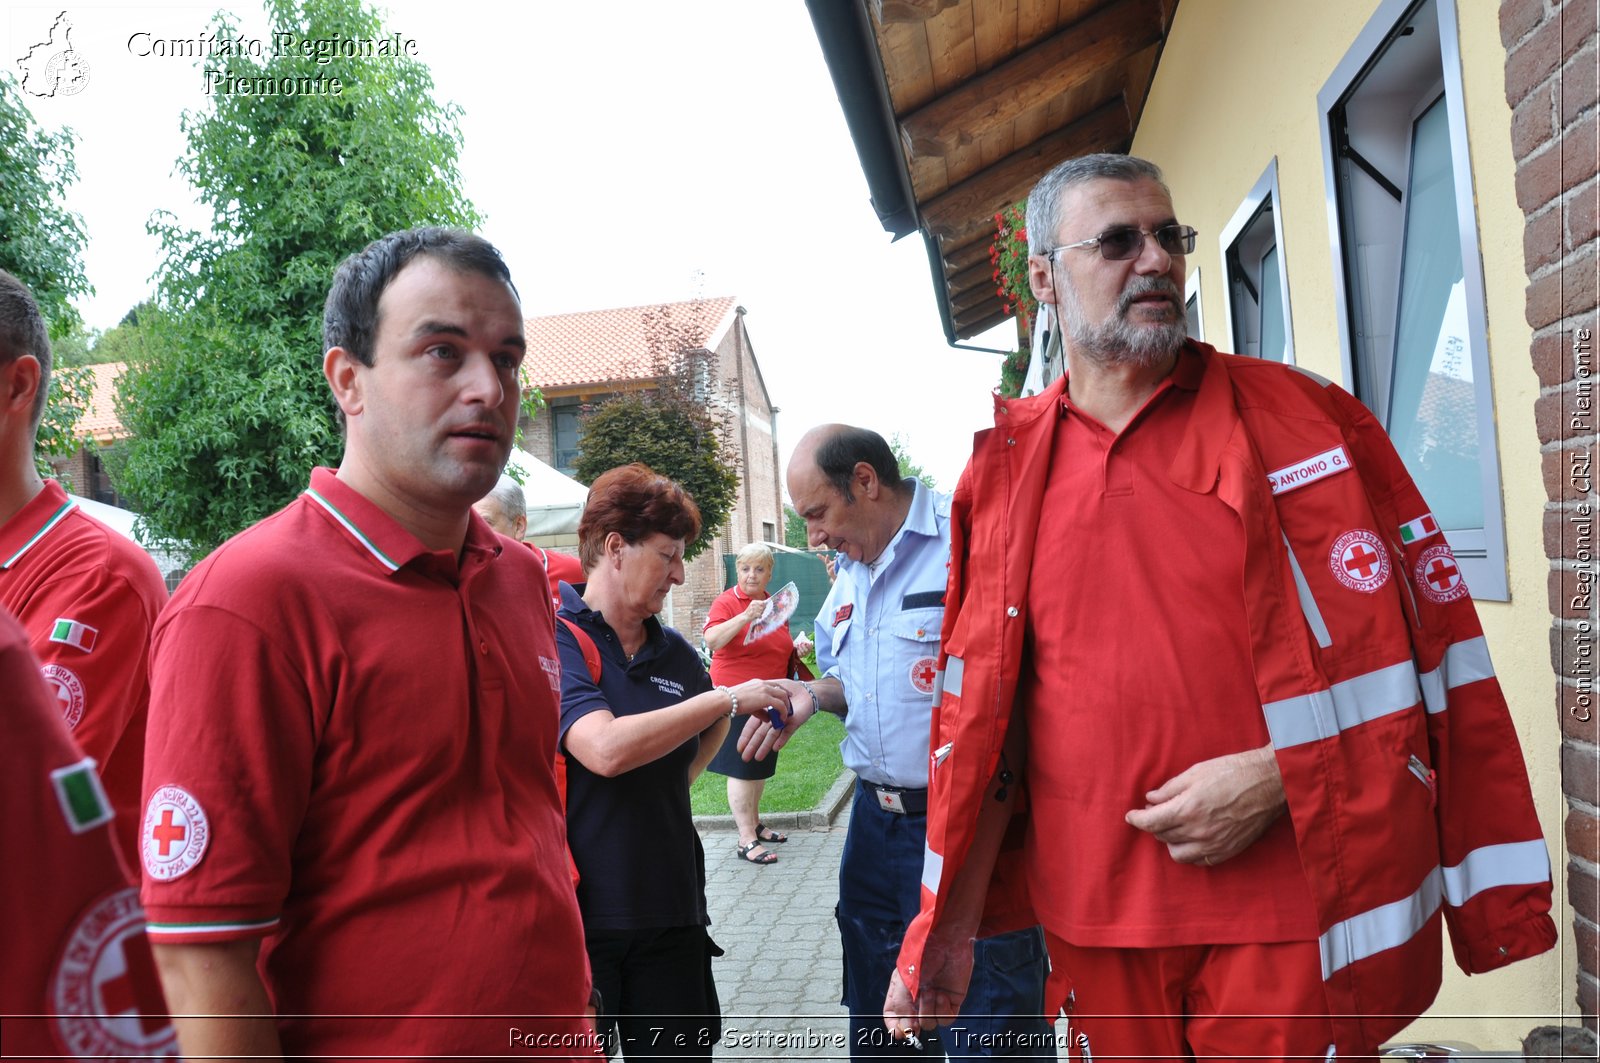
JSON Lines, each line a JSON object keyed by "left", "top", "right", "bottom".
{"left": 1220, "top": 161, "right": 1292, "bottom": 363}
{"left": 1318, "top": 0, "right": 1506, "bottom": 598}
{"left": 1258, "top": 244, "right": 1286, "bottom": 363}
{"left": 553, "top": 405, "right": 581, "bottom": 474}
{"left": 1386, "top": 96, "right": 1479, "bottom": 530}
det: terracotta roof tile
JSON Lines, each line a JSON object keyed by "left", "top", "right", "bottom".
{"left": 78, "top": 362, "right": 126, "bottom": 443}
{"left": 522, "top": 296, "right": 738, "bottom": 392}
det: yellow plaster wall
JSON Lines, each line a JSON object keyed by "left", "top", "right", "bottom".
{"left": 1132, "top": 0, "right": 1571, "bottom": 1048}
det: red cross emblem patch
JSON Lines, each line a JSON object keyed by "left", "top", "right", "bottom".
{"left": 1414, "top": 544, "right": 1468, "bottom": 604}
{"left": 141, "top": 786, "right": 210, "bottom": 882}
{"left": 909, "top": 657, "right": 938, "bottom": 695}
{"left": 50, "top": 887, "right": 178, "bottom": 1059}
{"left": 1328, "top": 529, "right": 1391, "bottom": 593}
{"left": 42, "top": 663, "right": 85, "bottom": 730}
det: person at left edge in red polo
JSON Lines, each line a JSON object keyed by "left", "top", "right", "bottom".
{"left": 139, "top": 228, "right": 600, "bottom": 1060}
{"left": 476, "top": 473, "right": 586, "bottom": 604}
{"left": 0, "top": 269, "right": 167, "bottom": 866}
{"left": 0, "top": 606, "right": 176, "bottom": 1061}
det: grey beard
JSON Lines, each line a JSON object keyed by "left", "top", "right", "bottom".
{"left": 1060, "top": 277, "right": 1187, "bottom": 369}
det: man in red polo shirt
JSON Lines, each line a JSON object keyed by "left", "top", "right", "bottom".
{"left": 141, "top": 228, "right": 598, "bottom": 1059}
{"left": 0, "top": 607, "right": 176, "bottom": 1060}
{"left": 0, "top": 269, "right": 167, "bottom": 864}
{"left": 887, "top": 155, "right": 1553, "bottom": 1058}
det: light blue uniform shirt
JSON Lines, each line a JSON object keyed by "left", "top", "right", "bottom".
{"left": 814, "top": 479, "right": 950, "bottom": 789}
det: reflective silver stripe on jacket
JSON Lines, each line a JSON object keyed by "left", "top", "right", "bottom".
{"left": 1320, "top": 868, "right": 1442, "bottom": 979}
{"left": 921, "top": 845, "right": 944, "bottom": 897}
{"left": 943, "top": 654, "right": 965, "bottom": 699}
{"left": 1283, "top": 532, "right": 1332, "bottom": 649}
{"left": 1263, "top": 660, "right": 1420, "bottom": 750}
{"left": 1441, "top": 839, "right": 1550, "bottom": 905}
{"left": 1419, "top": 636, "right": 1495, "bottom": 714}
{"left": 1319, "top": 839, "right": 1550, "bottom": 978}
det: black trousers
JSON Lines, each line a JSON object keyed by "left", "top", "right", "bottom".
{"left": 585, "top": 924, "right": 721, "bottom": 1060}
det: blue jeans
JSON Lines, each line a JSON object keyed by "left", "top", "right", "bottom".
{"left": 838, "top": 782, "right": 1051, "bottom": 1060}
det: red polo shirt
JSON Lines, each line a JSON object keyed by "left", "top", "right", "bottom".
{"left": 0, "top": 479, "right": 167, "bottom": 863}
{"left": 704, "top": 585, "right": 795, "bottom": 686}
{"left": 525, "top": 540, "right": 586, "bottom": 604}
{"left": 1021, "top": 350, "right": 1317, "bottom": 947}
{"left": 0, "top": 608, "right": 176, "bottom": 1061}
{"left": 141, "top": 468, "right": 594, "bottom": 1058}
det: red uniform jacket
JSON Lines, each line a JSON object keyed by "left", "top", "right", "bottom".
{"left": 899, "top": 344, "right": 1556, "bottom": 1051}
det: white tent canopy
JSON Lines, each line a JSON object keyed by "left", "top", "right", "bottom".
{"left": 68, "top": 494, "right": 189, "bottom": 579}
{"left": 506, "top": 449, "right": 588, "bottom": 537}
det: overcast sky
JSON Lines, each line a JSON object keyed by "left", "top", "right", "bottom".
{"left": 5, "top": 1, "right": 1018, "bottom": 490}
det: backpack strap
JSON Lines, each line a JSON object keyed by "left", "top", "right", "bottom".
{"left": 557, "top": 615, "right": 603, "bottom": 683}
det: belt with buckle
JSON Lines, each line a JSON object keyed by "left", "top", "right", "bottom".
{"left": 863, "top": 779, "right": 928, "bottom": 816}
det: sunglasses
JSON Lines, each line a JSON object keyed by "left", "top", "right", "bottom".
{"left": 1048, "top": 224, "right": 1198, "bottom": 262}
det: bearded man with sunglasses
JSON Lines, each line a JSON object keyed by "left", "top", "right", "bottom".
{"left": 885, "top": 154, "right": 1554, "bottom": 1060}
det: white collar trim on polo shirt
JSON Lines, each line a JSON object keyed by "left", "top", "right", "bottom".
{"left": 1, "top": 496, "right": 77, "bottom": 570}
{"left": 304, "top": 488, "right": 400, "bottom": 573}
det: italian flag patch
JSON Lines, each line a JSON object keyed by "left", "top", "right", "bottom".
{"left": 51, "top": 758, "right": 112, "bottom": 834}
{"left": 49, "top": 618, "right": 98, "bottom": 653}
{"left": 1399, "top": 513, "right": 1440, "bottom": 545}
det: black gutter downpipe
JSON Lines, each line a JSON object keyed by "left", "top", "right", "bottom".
{"left": 804, "top": 0, "right": 919, "bottom": 238}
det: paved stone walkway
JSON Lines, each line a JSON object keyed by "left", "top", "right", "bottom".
{"left": 700, "top": 778, "right": 854, "bottom": 1059}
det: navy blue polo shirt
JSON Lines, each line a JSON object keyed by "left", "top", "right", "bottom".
{"left": 556, "top": 582, "right": 714, "bottom": 931}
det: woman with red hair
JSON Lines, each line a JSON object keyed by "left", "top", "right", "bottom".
{"left": 555, "top": 463, "right": 789, "bottom": 1061}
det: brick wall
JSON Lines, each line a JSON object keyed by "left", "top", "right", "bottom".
{"left": 520, "top": 403, "right": 556, "bottom": 467}
{"left": 1503, "top": 0, "right": 1600, "bottom": 1029}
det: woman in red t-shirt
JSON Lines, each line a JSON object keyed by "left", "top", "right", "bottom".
{"left": 704, "top": 543, "right": 797, "bottom": 865}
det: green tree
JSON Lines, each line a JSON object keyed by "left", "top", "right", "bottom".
{"left": 572, "top": 304, "right": 741, "bottom": 562}
{"left": 889, "top": 433, "right": 938, "bottom": 491}
{"left": 784, "top": 504, "right": 807, "bottom": 549}
{"left": 113, "top": 0, "right": 479, "bottom": 558}
{"left": 0, "top": 71, "right": 95, "bottom": 473}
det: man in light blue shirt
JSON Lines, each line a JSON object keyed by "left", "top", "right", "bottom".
{"left": 751, "top": 424, "right": 1048, "bottom": 1061}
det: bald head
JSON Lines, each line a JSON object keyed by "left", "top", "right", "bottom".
{"left": 791, "top": 424, "right": 906, "bottom": 503}
{"left": 786, "top": 424, "right": 913, "bottom": 566}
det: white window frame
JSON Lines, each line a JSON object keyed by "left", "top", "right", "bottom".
{"left": 1220, "top": 159, "right": 1295, "bottom": 364}
{"left": 1317, "top": 0, "right": 1508, "bottom": 600}
{"left": 1185, "top": 267, "right": 1206, "bottom": 343}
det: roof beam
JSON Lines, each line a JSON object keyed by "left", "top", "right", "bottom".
{"left": 898, "top": 0, "right": 1161, "bottom": 159}
{"left": 871, "top": 0, "right": 960, "bottom": 22}
{"left": 922, "top": 97, "right": 1130, "bottom": 245}
{"left": 953, "top": 305, "right": 1011, "bottom": 337}
{"left": 948, "top": 258, "right": 995, "bottom": 296}
{"left": 943, "top": 234, "right": 993, "bottom": 272}
{"left": 950, "top": 281, "right": 997, "bottom": 315}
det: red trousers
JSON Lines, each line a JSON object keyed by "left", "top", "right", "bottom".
{"left": 1044, "top": 933, "right": 1377, "bottom": 1061}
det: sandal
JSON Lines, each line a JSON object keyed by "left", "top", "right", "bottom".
{"left": 736, "top": 841, "right": 777, "bottom": 864}
{"left": 756, "top": 823, "right": 788, "bottom": 844}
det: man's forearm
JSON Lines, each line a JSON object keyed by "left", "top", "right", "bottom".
{"left": 153, "top": 939, "right": 282, "bottom": 1062}
{"left": 807, "top": 676, "right": 847, "bottom": 718}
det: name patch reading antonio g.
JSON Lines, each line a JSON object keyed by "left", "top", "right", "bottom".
{"left": 1267, "top": 445, "right": 1351, "bottom": 495}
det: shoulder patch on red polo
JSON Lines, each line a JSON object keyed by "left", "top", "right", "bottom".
{"left": 49, "top": 618, "right": 99, "bottom": 653}
{"left": 141, "top": 786, "right": 210, "bottom": 881}
{"left": 833, "top": 603, "right": 852, "bottom": 625}
{"left": 42, "top": 664, "right": 85, "bottom": 729}
{"left": 1328, "top": 529, "right": 1390, "bottom": 593}
{"left": 51, "top": 887, "right": 178, "bottom": 1059}
{"left": 1415, "top": 544, "right": 1468, "bottom": 604}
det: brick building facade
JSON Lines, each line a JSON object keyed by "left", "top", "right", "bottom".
{"left": 1504, "top": 0, "right": 1600, "bottom": 1030}
{"left": 521, "top": 298, "right": 785, "bottom": 637}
